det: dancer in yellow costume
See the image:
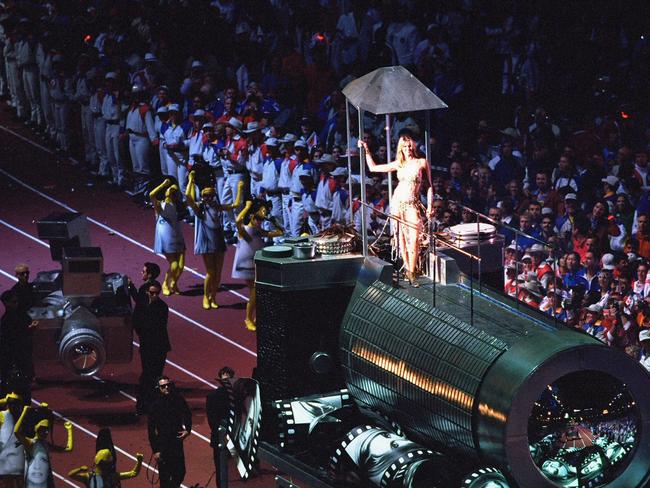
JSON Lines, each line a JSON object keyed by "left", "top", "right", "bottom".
{"left": 232, "top": 198, "right": 283, "bottom": 330}
{"left": 186, "top": 171, "right": 244, "bottom": 309}
{"left": 14, "top": 404, "right": 73, "bottom": 488}
{"left": 69, "top": 448, "right": 143, "bottom": 487}
{"left": 150, "top": 179, "right": 186, "bottom": 295}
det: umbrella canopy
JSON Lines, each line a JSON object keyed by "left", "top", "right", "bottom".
{"left": 342, "top": 65, "right": 447, "bottom": 115}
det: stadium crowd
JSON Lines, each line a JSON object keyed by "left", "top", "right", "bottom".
{"left": 2, "top": 1, "right": 650, "bottom": 365}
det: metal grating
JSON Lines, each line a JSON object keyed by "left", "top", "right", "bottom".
{"left": 341, "top": 281, "right": 508, "bottom": 454}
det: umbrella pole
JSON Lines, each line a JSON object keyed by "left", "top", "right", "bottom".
{"left": 359, "top": 109, "right": 368, "bottom": 257}
{"left": 345, "top": 99, "right": 353, "bottom": 225}
{"left": 386, "top": 114, "right": 393, "bottom": 213}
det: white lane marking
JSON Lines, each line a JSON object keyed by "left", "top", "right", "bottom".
{"left": 92, "top": 375, "right": 212, "bottom": 444}
{"left": 0, "top": 269, "right": 17, "bottom": 281}
{"left": 0, "top": 219, "right": 257, "bottom": 358}
{"left": 0, "top": 124, "right": 54, "bottom": 153}
{"left": 0, "top": 165, "right": 248, "bottom": 301}
{"left": 53, "top": 471, "right": 81, "bottom": 487}
{"left": 29, "top": 399, "right": 190, "bottom": 488}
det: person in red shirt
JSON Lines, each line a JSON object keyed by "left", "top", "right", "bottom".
{"left": 634, "top": 213, "right": 650, "bottom": 260}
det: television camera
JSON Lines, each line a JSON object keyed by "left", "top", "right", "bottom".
{"left": 28, "top": 212, "right": 132, "bottom": 376}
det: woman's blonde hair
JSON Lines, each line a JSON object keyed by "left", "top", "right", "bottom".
{"left": 396, "top": 136, "right": 416, "bottom": 167}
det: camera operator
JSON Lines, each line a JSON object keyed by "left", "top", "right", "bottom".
{"left": 148, "top": 375, "right": 191, "bottom": 488}
{"left": 0, "top": 290, "right": 38, "bottom": 396}
{"left": 134, "top": 281, "right": 170, "bottom": 415}
{"left": 206, "top": 366, "right": 234, "bottom": 488}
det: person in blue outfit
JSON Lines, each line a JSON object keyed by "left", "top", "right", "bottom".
{"left": 150, "top": 179, "right": 186, "bottom": 295}
{"left": 186, "top": 170, "right": 245, "bottom": 310}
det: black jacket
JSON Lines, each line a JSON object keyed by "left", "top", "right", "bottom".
{"left": 147, "top": 392, "right": 192, "bottom": 453}
{"left": 0, "top": 309, "right": 33, "bottom": 356}
{"left": 134, "top": 299, "right": 171, "bottom": 352}
{"left": 206, "top": 385, "right": 230, "bottom": 447}
{"left": 130, "top": 279, "right": 158, "bottom": 323}
{"left": 11, "top": 281, "right": 35, "bottom": 314}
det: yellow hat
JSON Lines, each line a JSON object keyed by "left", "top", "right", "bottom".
{"left": 201, "top": 187, "right": 216, "bottom": 197}
{"left": 5, "top": 392, "right": 22, "bottom": 402}
{"left": 94, "top": 449, "right": 114, "bottom": 465}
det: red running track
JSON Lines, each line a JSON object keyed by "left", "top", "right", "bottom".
{"left": 0, "top": 107, "right": 279, "bottom": 487}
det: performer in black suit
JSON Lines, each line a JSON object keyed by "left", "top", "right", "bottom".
{"left": 148, "top": 376, "right": 191, "bottom": 488}
{"left": 134, "top": 281, "right": 170, "bottom": 414}
{"left": 206, "top": 366, "right": 235, "bottom": 487}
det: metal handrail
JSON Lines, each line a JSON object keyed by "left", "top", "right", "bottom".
{"left": 358, "top": 202, "right": 481, "bottom": 261}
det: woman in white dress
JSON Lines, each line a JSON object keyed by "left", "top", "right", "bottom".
{"left": 150, "top": 179, "right": 186, "bottom": 295}
{"left": 232, "top": 198, "right": 283, "bottom": 330}
{"left": 186, "top": 170, "right": 244, "bottom": 309}
{"left": 359, "top": 134, "right": 433, "bottom": 286}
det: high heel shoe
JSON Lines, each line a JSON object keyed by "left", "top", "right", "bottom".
{"left": 210, "top": 298, "right": 219, "bottom": 309}
{"left": 202, "top": 296, "right": 211, "bottom": 310}
{"left": 407, "top": 271, "right": 420, "bottom": 288}
{"left": 244, "top": 319, "right": 256, "bottom": 331}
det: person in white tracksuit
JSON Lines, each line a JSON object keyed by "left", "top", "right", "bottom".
{"left": 260, "top": 137, "right": 283, "bottom": 227}
{"left": 72, "top": 60, "right": 96, "bottom": 167}
{"left": 90, "top": 84, "right": 108, "bottom": 177}
{"left": 15, "top": 23, "right": 42, "bottom": 128}
{"left": 101, "top": 72, "right": 125, "bottom": 186}
{"left": 48, "top": 55, "right": 73, "bottom": 153}
{"left": 242, "top": 121, "right": 265, "bottom": 197}
{"left": 162, "top": 104, "right": 189, "bottom": 191}
{"left": 154, "top": 106, "right": 171, "bottom": 176}
{"left": 289, "top": 140, "right": 316, "bottom": 236}
{"left": 36, "top": 38, "right": 55, "bottom": 139}
{"left": 126, "top": 85, "right": 156, "bottom": 193}
{"left": 277, "top": 133, "right": 297, "bottom": 236}
{"left": 220, "top": 117, "right": 248, "bottom": 235}
{"left": 4, "top": 34, "right": 27, "bottom": 120}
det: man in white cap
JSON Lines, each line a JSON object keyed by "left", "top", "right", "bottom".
{"left": 130, "top": 52, "right": 158, "bottom": 91}
{"left": 49, "top": 54, "right": 73, "bottom": 154}
{"left": 242, "top": 121, "right": 265, "bottom": 196}
{"left": 126, "top": 84, "right": 157, "bottom": 194}
{"left": 297, "top": 166, "right": 321, "bottom": 234}
{"left": 101, "top": 72, "right": 124, "bottom": 187}
{"left": 73, "top": 59, "right": 96, "bottom": 170}
{"left": 185, "top": 109, "right": 207, "bottom": 169}
{"left": 277, "top": 133, "right": 297, "bottom": 235}
{"left": 90, "top": 76, "right": 109, "bottom": 178}
{"left": 639, "top": 329, "right": 650, "bottom": 372}
{"left": 314, "top": 154, "right": 337, "bottom": 229}
{"left": 289, "top": 140, "right": 316, "bottom": 236}
{"left": 162, "top": 103, "right": 190, "bottom": 192}
{"left": 330, "top": 166, "right": 349, "bottom": 225}
{"left": 260, "top": 137, "right": 283, "bottom": 228}
{"left": 557, "top": 192, "right": 579, "bottom": 240}
{"left": 220, "top": 117, "right": 247, "bottom": 236}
